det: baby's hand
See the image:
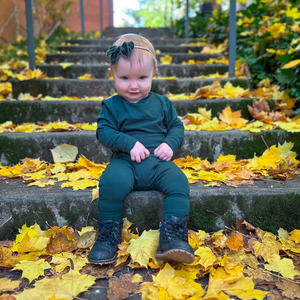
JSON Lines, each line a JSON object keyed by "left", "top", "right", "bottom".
{"left": 130, "top": 141, "right": 150, "bottom": 163}
{"left": 154, "top": 143, "right": 173, "bottom": 161}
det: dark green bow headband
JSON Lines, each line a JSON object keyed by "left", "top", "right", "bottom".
{"left": 106, "top": 41, "right": 134, "bottom": 65}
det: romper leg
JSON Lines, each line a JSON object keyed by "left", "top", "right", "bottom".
{"left": 98, "top": 158, "right": 135, "bottom": 220}
{"left": 154, "top": 161, "right": 190, "bottom": 219}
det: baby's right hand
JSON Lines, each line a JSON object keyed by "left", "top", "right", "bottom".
{"left": 130, "top": 141, "right": 150, "bottom": 163}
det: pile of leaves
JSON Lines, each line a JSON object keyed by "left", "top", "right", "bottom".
{"left": 173, "top": 0, "right": 300, "bottom": 106}
{"left": 1, "top": 218, "right": 300, "bottom": 299}
{"left": 1, "top": 101, "right": 300, "bottom": 134}
{"left": 0, "top": 141, "right": 299, "bottom": 193}
{"left": 181, "top": 103, "right": 300, "bottom": 133}
{"left": 0, "top": 120, "right": 96, "bottom": 133}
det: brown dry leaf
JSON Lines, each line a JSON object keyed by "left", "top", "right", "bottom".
{"left": 275, "top": 278, "right": 300, "bottom": 300}
{"left": 107, "top": 273, "right": 140, "bottom": 300}
{"left": 225, "top": 232, "right": 244, "bottom": 251}
{"left": 46, "top": 231, "right": 76, "bottom": 254}
{"left": 248, "top": 99, "right": 287, "bottom": 123}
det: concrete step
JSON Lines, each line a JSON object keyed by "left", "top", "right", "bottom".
{"left": 46, "top": 53, "right": 221, "bottom": 64}
{"left": 0, "top": 98, "right": 275, "bottom": 124}
{"left": 11, "top": 78, "right": 251, "bottom": 98}
{"left": 1, "top": 175, "right": 299, "bottom": 240}
{"left": 37, "top": 63, "right": 229, "bottom": 79}
{"left": 1, "top": 130, "right": 299, "bottom": 166}
{"left": 101, "top": 26, "right": 173, "bottom": 38}
{"left": 65, "top": 38, "right": 199, "bottom": 45}
{"left": 56, "top": 45, "right": 204, "bottom": 53}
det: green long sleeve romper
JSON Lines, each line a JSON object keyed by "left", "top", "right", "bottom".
{"left": 96, "top": 92, "right": 190, "bottom": 220}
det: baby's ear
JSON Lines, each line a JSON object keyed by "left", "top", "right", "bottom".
{"left": 153, "top": 69, "right": 158, "bottom": 77}
{"left": 108, "top": 68, "right": 113, "bottom": 77}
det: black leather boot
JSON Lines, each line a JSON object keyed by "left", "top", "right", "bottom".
{"left": 156, "top": 215, "right": 195, "bottom": 264}
{"left": 88, "top": 218, "right": 123, "bottom": 264}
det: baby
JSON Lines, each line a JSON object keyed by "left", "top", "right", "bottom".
{"left": 88, "top": 33, "right": 195, "bottom": 265}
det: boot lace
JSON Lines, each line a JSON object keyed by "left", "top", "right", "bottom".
{"left": 97, "top": 220, "right": 122, "bottom": 246}
{"left": 162, "top": 216, "right": 188, "bottom": 241}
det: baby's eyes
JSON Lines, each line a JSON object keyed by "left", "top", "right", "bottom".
{"left": 140, "top": 76, "right": 146, "bottom": 79}
{"left": 121, "top": 76, "right": 128, "bottom": 80}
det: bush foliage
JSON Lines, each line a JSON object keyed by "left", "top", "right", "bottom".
{"left": 174, "top": 0, "right": 300, "bottom": 106}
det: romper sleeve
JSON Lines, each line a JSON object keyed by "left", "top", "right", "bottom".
{"left": 162, "top": 96, "right": 184, "bottom": 151}
{"left": 96, "top": 100, "right": 138, "bottom": 153}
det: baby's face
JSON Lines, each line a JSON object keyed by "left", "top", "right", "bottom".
{"left": 109, "top": 54, "right": 157, "bottom": 103}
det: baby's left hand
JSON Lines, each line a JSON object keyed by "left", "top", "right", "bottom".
{"left": 154, "top": 143, "right": 173, "bottom": 161}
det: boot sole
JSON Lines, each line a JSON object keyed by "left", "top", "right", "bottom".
{"left": 156, "top": 249, "right": 195, "bottom": 264}
{"left": 88, "top": 257, "right": 116, "bottom": 265}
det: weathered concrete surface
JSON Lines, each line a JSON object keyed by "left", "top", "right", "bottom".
{"left": 66, "top": 37, "right": 199, "bottom": 45}
{"left": 46, "top": 53, "right": 221, "bottom": 64}
{"left": 101, "top": 26, "right": 173, "bottom": 38}
{"left": 1, "top": 176, "right": 300, "bottom": 240}
{"left": 0, "top": 130, "right": 298, "bottom": 166}
{"left": 0, "top": 98, "right": 275, "bottom": 124}
{"left": 56, "top": 45, "right": 204, "bottom": 53}
{"left": 38, "top": 63, "right": 229, "bottom": 79}
{"left": 11, "top": 78, "right": 251, "bottom": 98}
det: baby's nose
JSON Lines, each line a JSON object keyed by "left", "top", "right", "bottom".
{"left": 129, "top": 81, "right": 138, "bottom": 89}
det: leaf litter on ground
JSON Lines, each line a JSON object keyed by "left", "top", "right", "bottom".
{"left": 0, "top": 141, "right": 299, "bottom": 192}
{"left": 1, "top": 218, "right": 300, "bottom": 299}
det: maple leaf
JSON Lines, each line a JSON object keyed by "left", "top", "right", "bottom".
{"left": 14, "top": 270, "right": 96, "bottom": 300}
{"left": 0, "top": 246, "right": 18, "bottom": 268}
{"left": 12, "top": 259, "right": 51, "bottom": 283}
{"left": 12, "top": 224, "right": 49, "bottom": 253}
{"left": 127, "top": 230, "right": 159, "bottom": 267}
{"left": 150, "top": 265, "right": 199, "bottom": 299}
{"left": 224, "top": 276, "right": 269, "bottom": 300}
{"left": 225, "top": 232, "right": 244, "bottom": 251}
{"left": 61, "top": 178, "right": 98, "bottom": 190}
{"left": 265, "top": 254, "right": 300, "bottom": 279}
{"left": 46, "top": 230, "right": 76, "bottom": 254}
{"left": 0, "top": 278, "right": 21, "bottom": 293}
{"left": 252, "top": 231, "right": 282, "bottom": 262}
{"left": 219, "top": 106, "right": 248, "bottom": 124}
{"left": 288, "top": 229, "right": 300, "bottom": 244}
{"left": 107, "top": 273, "right": 140, "bottom": 300}
{"left": 194, "top": 246, "right": 218, "bottom": 270}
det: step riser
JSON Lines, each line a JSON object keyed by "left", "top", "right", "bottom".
{"left": 66, "top": 38, "right": 199, "bottom": 45}
{"left": 38, "top": 64, "right": 229, "bottom": 79}
{"left": 56, "top": 45, "right": 203, "bottom": 53}
{"left": 102, "top": 27, "right": 173, "bottom": 37}
{"left": 0, "top": 99, "right": 275, "bottom": 124}
{"left": 1, "top": 130, "right": 298, "bottom": 166}
{"left": 46, "top": 53, "right": 221, "bottom": 64}
{"left": 11, "top": 78, "right": 251, "bottom": 98}
{"left": 1, "top": 178, "right": 300, "bottom": 240}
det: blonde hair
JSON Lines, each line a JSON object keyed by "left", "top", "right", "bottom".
{"left": 110, "top": 33, "right": 157, "bottom": 71}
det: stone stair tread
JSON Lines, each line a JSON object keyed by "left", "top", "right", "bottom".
{"left": 1, "top": 176, "right": 299, "bottom": 239}
{"left": 65, "top": 38, "right": 199, "bottom": 45}
{"left": 56, "top": 45, "right": 204, "bottom": 53}
{"left": 45, "top": 53, "right": 222, "bottom": 64}
{"left": 11, "top": 78, "right": 251, "bottom": 98}
{"left": 0, "top": 98, "right": 275, "bottom": 124}
{"left": 1, "top": 130, "right": 299, "bottom": 166}
{"left": 37, "top": 63, "right": 229, "bottom": 78}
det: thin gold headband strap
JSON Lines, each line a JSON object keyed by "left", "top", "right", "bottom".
{"left": 134, "top": 46, "right": 152, "bottom": 54}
